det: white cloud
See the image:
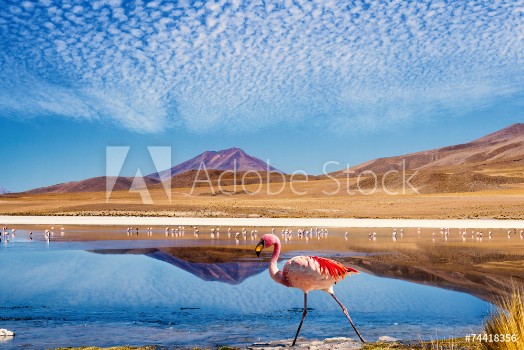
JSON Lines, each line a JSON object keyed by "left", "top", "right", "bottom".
{"left": 0, "top": 0, "right": 523, "bottom": 133}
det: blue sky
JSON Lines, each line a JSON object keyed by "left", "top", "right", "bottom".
{"left": 1, "top": 0, "right": 523, "bottom": 192}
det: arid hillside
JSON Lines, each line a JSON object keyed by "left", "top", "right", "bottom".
{"left": 332, "top": 123, "right": 524, "bottom": 193}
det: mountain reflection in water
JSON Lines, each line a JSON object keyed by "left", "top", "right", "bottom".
{"left": 91, "top": 247, "right": 268, "bottom": 284}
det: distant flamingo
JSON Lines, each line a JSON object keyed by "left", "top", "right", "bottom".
{"left": 255, "top": 234, "right": 365, "bottom": 345}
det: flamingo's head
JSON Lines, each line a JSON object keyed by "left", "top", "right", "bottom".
{"left": 255, "top": 234, "right": 279, "bottom": 257}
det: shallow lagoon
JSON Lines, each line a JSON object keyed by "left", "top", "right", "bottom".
{"left": 0, "top": 230, "right": 491, "bottom": 349}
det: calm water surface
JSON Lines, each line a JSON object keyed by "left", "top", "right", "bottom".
{"left": 0, "top": 229, "right": 491, "bottom": 349}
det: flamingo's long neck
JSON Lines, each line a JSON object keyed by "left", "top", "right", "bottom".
{"left": 269, "top": 237, "right": 286, "bottom": 286}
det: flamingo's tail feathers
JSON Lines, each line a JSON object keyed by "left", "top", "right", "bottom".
{"left": 346, "top": 266, "right": 359, "bottom": 274}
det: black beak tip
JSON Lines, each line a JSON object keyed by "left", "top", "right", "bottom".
{"left": 256, "top": 251, "right": 261, "bottom": 257}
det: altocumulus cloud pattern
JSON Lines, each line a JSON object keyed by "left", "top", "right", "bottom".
{"left": 0, "top": 0, "right": 523, "bottom": 133}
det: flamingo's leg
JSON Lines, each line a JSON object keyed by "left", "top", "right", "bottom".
{"left": 292, "top": 292, "right": 308, "bottom": 346}
{"left": 330, "top": 293, "right": 366, "bottom": 343}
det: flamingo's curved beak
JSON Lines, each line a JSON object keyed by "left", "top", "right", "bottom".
{"left": 255, "top": 241, "right": 264, "bottom": 257}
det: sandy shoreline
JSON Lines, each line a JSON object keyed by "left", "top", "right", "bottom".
{"left": 1, "top": 215, "right": 523, "bottom": 228}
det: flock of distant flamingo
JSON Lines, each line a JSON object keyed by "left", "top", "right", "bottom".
{"left": 364, "top": 227, "right": 524, "bottom": 242}
{"left": 123, "top": 226, "right": 333, "bottom": 244}
{"left": 0, "top": 227, "right": 15, "bottom": 242}
{"left": 0, "top": 226, "right": 66, "bottom": 243}
{"left": 1, "top": 225, "right": 523, "bottom": 244}
{"left": 124, "top": 225, "right": 524, "bottom": 244}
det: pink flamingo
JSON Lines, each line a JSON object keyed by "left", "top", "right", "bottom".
{"left": 255, "top": 234, "right": 365, "bottom": 345}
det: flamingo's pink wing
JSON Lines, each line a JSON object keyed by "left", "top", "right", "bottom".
{"left": 310, "top": 256, "right": 359, "bottom": 279}
{"left": 282, "top": 256, "right": 358, "bottom": 292}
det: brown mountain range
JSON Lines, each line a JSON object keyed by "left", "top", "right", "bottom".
{"left": 339, "top": 123, "right": 524, "bottom": 173}
{"left": 22, "top": 124, "right": 524, "bottom": 195}
{"left": 333, "top": 123, "right": 524, "bottom": 193}
{"left": 24, "top": 148, "right": 281, "bottom": 194}
{"left": 26, "top": 176, "right": 162, "bottom": 195}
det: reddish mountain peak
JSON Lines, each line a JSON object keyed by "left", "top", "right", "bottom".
{"left": 223, "top": 147, "right": 242, "bottom": 153}
{"left": 199, "top": 147, "right": 243, "bottom": 157}
{"left": 151, "top": 147, "right": 280, "bottom": 180}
